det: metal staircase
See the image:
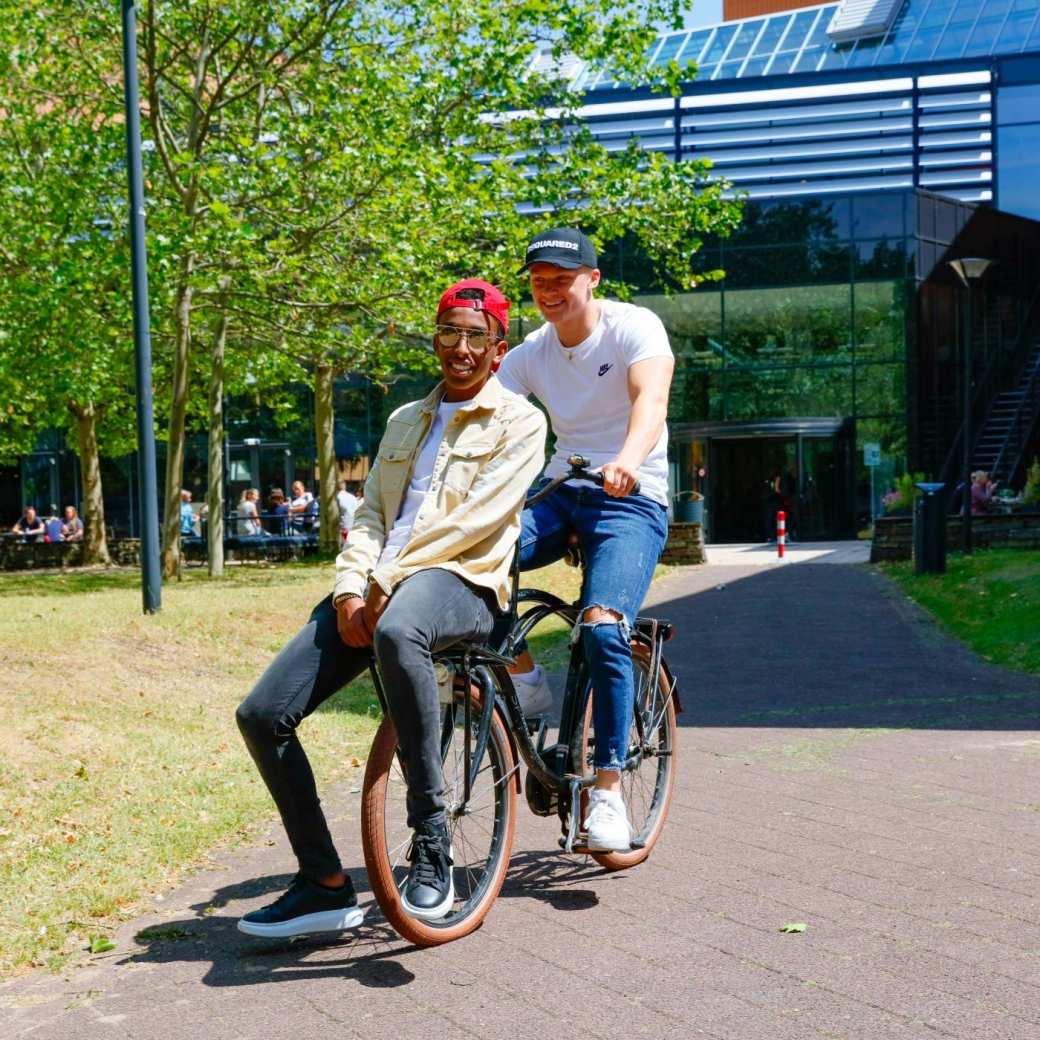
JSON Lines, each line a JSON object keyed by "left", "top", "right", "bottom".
{"left": 973, "top": 342, "right": 1040, "bottom": 485}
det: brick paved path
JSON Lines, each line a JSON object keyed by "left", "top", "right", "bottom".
{"left": 5, "top": 563, "right": 1040, "bottom": 1040}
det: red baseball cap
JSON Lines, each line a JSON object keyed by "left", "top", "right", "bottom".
{"left": 437, "top": 279, "right": 510, "bottom": 334}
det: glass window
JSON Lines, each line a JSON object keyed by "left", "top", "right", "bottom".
{"left": 933, "top": 18, "right": 977, "bottom": 60}
{"left": 638, "top": 290, "right": 723, "bottom": 365}
{"left": 752, "top": 16, "right": 789, "bottom": 57}
{"left": 683, "top": 29, "right": 713, "bottom": 66}
{"left": 852, "top": 193, "right": 905, "bottom": 239}
{"left": 714, "top": 60, "right": 744, "bottom": 80}
{"left": 701, "top": 24, "right": 737, "bottom": 67}
{"left": 998, "top": 122, "right": 1040, "bottom": 220}
{"left": 726, "top": 20, "right": 764, "bottom": 63}
{"left": 996, "top": 2, "right": 1037, "bottom": 52}
{"left": 845, "top": 37, "right": 885, "bottom": 69}
{"left": 722, "top": 284, "right": 852, "bottom": 369}
{"left": 854, "top": 363, "right": 906, "bottom": 418}
{"left": 856, "top": 239, "right": 911, "bottom": 280}
{"left": 721, "top": 366, "right": 853, "bottom": 421}
{"left": 999, "top": 84, "right": 1040, "bottom": 125}
{"left": 767, "top": 52, "right": 796, "bottom": 75}
{"left": 653, "top": 33, "right": 689, "bottom": 67}
{"left": 964, "top": 14, "right": 1010, "bottom": 56}
{"left": 854, "top": 281, "right": 907, "bottom": 362}
{"left": 740, "top": 57, "right": 770, "bottom": 78}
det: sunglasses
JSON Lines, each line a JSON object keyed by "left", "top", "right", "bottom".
{"left": 434, "top": 324, "right": 498, "bottom": 351}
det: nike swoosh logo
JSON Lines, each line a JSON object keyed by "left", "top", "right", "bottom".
{"left": 598, "top": 363, "right": 613, "bottom": 377}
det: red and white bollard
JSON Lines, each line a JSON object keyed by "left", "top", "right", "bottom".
{"left": 777, "top": 510, "right": 786, "bottom": 559}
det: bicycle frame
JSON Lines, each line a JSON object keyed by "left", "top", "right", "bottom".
{"left": 364, "top": 454, "right": 679, "bottom": 850}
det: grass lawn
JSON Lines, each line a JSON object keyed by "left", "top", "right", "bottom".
{"left": 883, "top": 549, "right": 1040, "bottom": 674}
{"left": 0, "top": 557, "right": 599, "bottom": 975}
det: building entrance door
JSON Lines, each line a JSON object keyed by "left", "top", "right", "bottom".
{"left": 710, "top": 437, "right": 797, "bottom": 543}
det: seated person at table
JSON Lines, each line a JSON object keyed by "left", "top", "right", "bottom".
{"left": 267, "top": 488, "right": 290, "bottom": 535}
{"left": 235, "top": 279, "right": 546, "bottom": 936}
{"left": 179, "top": 489, "right": 198, "bottom": 537}
{"left": 236, "top": 488, "right": 265, "bottom": 537}
{"left": 62, "top": 506, "right": 84, "bottom": 542}
{"left": 13, "top": 506, "right": 45, "bottom": 541}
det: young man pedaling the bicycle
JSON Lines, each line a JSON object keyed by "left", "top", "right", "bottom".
{"left": 496, "top": 227, "right": 674, "bottom": 853}
{"left": 235, "top": 280, "right": 546, "bottom": 936}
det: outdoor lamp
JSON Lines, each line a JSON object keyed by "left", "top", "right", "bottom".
{"left": 948, "top": 257, "right": 992, "bottom": 287}
{"left": 946, "top": 256, "right": 992, "bottom": 555}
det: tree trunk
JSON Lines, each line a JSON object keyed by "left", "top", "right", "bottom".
{"left": 314, "top": 362, "right": 339, "bottom": 553}
{"left": 70, "top": 402, "right": 111, "bottom": 566}
{"left": 206, "top": 278, "right": 230, "bottom": 577}
{"left": 161, "top": 254, "right": 195, "bottom": 578}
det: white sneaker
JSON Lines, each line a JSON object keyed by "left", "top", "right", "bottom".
{"left": 512, "top": 665, "right": 553, "bottom": 717}
{"left": 584, "top": 789, "right": 632, "bottom": 852}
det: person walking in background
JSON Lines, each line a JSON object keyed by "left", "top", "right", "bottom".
{"left": 289, "top": 480, "right": 316, "bottom": 534}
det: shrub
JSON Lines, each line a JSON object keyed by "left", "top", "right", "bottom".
{"left": 882, "top": 472, "right": 926, "bottom": 513}
{"left": 1023, "top": 457, "right": 1040, "bottom": 507}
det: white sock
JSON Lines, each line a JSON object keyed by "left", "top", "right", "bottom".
{"left": 513, "top": 665, "right": 541, "bottom": 684}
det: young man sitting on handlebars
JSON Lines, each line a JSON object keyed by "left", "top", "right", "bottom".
{"left": 496, "top": 228, "right": 674, "bottom": 853}
{"left": 235, "top": 280, "right": 546, "bottom": 937}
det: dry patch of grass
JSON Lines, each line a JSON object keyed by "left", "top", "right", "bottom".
{"left": 1, "top": 556, "right": 645, "bottom": 975}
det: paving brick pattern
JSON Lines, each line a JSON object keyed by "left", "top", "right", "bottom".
{"left": 4, "top": 563, "right": 1040, "bottom": 1039}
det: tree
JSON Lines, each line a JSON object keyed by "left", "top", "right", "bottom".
{"left": 0, "top": 22, "right": 149, "bottom": 564}
{"left": 3, "top": 1, "right": 743, "bottom": 569}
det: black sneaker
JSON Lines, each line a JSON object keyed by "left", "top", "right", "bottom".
{"left": 400, "top": 821, "right": 454, "bottom": 921}
{"left": 237, "top": 874, "right": 364, "bottom": 938}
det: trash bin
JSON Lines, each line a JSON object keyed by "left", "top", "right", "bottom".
{"left": 673, "top": 490, "right": 704, "bottom": 524}
{"left": 913, "top": 482, "right": 946, "bottom": 575}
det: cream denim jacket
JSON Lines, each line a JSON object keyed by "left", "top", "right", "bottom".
{"left": 334, "top": 376, "right": 547, "bottom": 611}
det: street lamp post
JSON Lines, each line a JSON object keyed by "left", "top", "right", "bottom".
{"left": 120, "top": 1, "right": 161, "bottom": 613}
{"left": 948, "top": 257, "right": 992, "bottom": 555}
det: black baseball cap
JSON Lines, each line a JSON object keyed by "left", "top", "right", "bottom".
{"left": 519, "top": 227, "right": 598, "bottom": 273}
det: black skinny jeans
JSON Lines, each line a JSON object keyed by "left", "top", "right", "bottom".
{"left": 235, "top": 569, "right": 496, "bottom": 880}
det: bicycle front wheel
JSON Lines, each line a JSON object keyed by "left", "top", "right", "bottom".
{"left": 581, "top": 642, "right": 677, "bottom": 870}
{"left": 360, "top": 687, "right": 517, "bottom": 946}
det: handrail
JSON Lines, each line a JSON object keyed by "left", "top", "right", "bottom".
{"left": 939, "top": 280, "right": 1040, "bottom": 491}
{"left": 993, "top": 346, "right": 1040, "bottom": 485}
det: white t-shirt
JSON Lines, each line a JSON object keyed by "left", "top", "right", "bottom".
{"left": 377, "top": 399, "right": 467, "bottom": 567}
{"left": 337, "top": 490, "right": 358, "bottom": 530}
{"left": 290, "top": 490, "right": 314, "bottom": 529}
{"left": 237, "top": 498, "right": 262, "bottom": 537}
{"left": 497, "top": 299, "right": 672, "bottom": 506}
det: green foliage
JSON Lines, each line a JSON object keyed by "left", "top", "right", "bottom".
{"left": 1023, "top": 457, "right": 1040, "bottom": 507}
{"left": 883, "top": 472, "right": 925, "bottom": 514}
{"left": 0, "top": 1, "right": 743, "bottom": 549}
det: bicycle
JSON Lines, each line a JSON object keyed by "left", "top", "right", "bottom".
{"left": 359, "top": 455, "right": 681, "bottom": 946}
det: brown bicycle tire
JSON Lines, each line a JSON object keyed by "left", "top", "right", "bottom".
{"left": 360, "top": 693, "right": 517, "bottom": 946}
{"left": 580, "top": 643, "right": 677, "bottom": 871}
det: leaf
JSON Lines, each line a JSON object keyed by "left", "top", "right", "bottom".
{"left": 779, "top": 922, "right": 807, "bottom": 934}
{"left": 88, "top": 935, "right": 115, "bottom": 954}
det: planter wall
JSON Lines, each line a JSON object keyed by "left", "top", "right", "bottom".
{"left": 871, "top": 513, "right": 1040, "bottom": 562}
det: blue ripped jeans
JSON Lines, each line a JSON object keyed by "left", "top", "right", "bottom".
{"left": 518, "top": 483, "right": 668, "bottom": 769}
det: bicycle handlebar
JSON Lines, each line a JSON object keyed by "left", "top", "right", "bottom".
{"left": 525, "top": 454, "right": 641, "bottom": 507}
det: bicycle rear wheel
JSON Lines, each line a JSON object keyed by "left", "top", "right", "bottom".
{"left": 360, "top": 687, "right": 517, "bottom": 946}
{"left": 581, "top": 642, "right": 677, "bottom": 870}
